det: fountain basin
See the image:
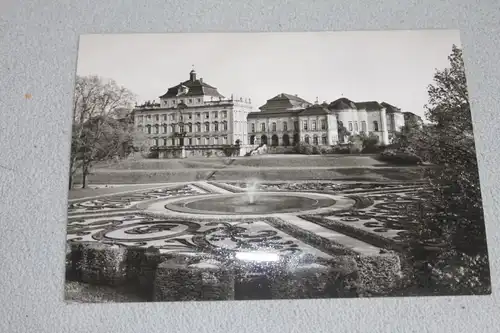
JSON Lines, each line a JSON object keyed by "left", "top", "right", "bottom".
{"left": 149, "top": 192, "right": 341, "bottom": 216}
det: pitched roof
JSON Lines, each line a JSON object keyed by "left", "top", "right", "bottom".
{"left": 159, "top": 71, "right": 225, "bottom": 99}
{"left": 328, "top": 98, "right": 357, "bottom": 110}
{"left": 381, "top": 102, "right": 401, "bottom": 113}
{"left": 355, "top": 101, "right": 384, "bottom": 111}
{"left": 267, "top": 93, "right": 311, "bottom": 104}
{"left": 259, "top": 93, "right": 312, "bottom": 112}
{"left": 299, "top": 105, "right": 330, "bottom": 116}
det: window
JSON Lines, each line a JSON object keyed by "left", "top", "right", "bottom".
{"left": 205, "top": 112, "right": 209, "bottom": 119}
{"left": 261, "top": 123, "right": 265, "bottom": 132}
{"left": 214, "top": 122, "right": 219, "bottom": 132}
{"left": 162, "top": 125, "right": 167, "bottom": 133}
{"left": 155, "top": 139, "right": 159, "bottom": 146}
{"left": 147, "top": 125, "right": 151, "bottom": 134}
{"left": 205, "top": 123, "right": 210, "bottom": 132}
{"left": 313, "top": 136, "right": 319, "bottom": 145}
{"left": 354, "top": 122, "right": 358, "bottom": 131}
{"left": 170, "top": 124, "right": 175, "bottom": 133}
{"left": 170, "top": 114, "right": 175, "bottom": 121}
{"left": 305, "top": 136, "right": 310, "bottom": 144}
{"left": 251, "top": 124, "right": 255, "bottom": 132}
{"left": 188, "top": 113, "right": 192, "bottom": 120}
{"left": 321, "top": 120, "right": 326, "bottom": 130}
{"left": 348, "top": 122, "right": 353, "bottom": 131}
{"left": 373, "top": 121, "right": 379, "bottom": 131}
{"left": 223, "top": 122, "right": 228, "bottom": 131}
{"left": 213, "top": 111, "right": 218, "bottom": 118}
{"left": 322, "top": 136, "right": 327, "bottom": 145}
{"left": 172, "top": 100, "right": 176, "bottom": 105}
{"left": 188, "top": 124, "right": 192, "bottom": 132}
{"left": 294, "top": 121, "right": 299, "bottom": 131}
{"left": 361, "top": 121, "right": 367, "bottom": 132}
{"left": 272, "top": 122, "right": 277, "bottom": 132}
{"left": 283, "top": 122, "right": 288, "bottom": 131}
{"left": 196, "top": 137, "right": 201, "bottom": 145}
{"left": 222, "top": 111, "right": 227, "bottom": 118}
{"left": 163, "top": 138, "right": 168, "bottom": 146}
{"left": 180, "top": 99, "right": 184, "bottom": 104}
{"left": 312, "top": 120, "right": 317, "bottom": 130}
{"left": 171, "top": 138, "right": 175, "bottom": 146}
{"left": 196, "top": 123, "right": 201, "bottom": 132}
{"left": 163, "top": 114, "right": 167, "bottom": 121}
{"left": 146, "top": 115, "right": 151, "bottom": 121}
{"left": 197, "top": 98, "right": 202, "bottom": 103}
{"left": 223, "top": 136, "right": 227, "bottom": 144}
{"left": 188, "top": 138, "right": 193, "bottom": 145}
{"left": 188, "top": 99, "right": 192, "bottom": 103}
{"left": 214, "top": 137, "right": 218, "bottom": 145}
{"left": 155, "top": 115, "right": 159, "bottom": 121}
{"left": 204, "top": 137, "right": 209, "bottom": 145}
{"left": 303, "top": 120, "right": 308, "bottom": 130}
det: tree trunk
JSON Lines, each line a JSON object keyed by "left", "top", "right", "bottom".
{"left": 82, "top": 166, "right": 88, "bottom": 189}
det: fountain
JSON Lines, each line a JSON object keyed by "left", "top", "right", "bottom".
{"left": 157, "top": 178, "right": 341, "bottom": 215}
{"left": 245, "top": 178, "right": 260, "bottom": 205}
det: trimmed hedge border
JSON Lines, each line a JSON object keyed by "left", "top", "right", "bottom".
{"left": 66, "top": 240, "right": 402, "bottom": 301}
{"left": 297, "top": 214, "right": 405, "bottom": 253}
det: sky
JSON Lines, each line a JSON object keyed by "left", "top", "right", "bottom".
{"left": 76, "top": 30, "right": 462, "bottom": 119}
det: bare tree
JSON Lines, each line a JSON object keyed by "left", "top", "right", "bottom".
{"left": 70, "top": 75, "right": 136, "bottom": 189}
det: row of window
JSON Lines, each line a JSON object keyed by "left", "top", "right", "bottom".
{"left": 150, "top": 136, "right": 228, "bottom": 146}
{"left": 250, "top": 120, "right": 328, "bottom": 133}
{"left": 346, "top": 121, "right": 379, "bottom": 132}
{"left": 164, "top": 98, "right": 203, "bottom": 106}
{"left": 140, "top": 122, "right": 229, "bottom": 134}
{"left": 136, "top": 110, "right": 228, "bottom": 123}
{"left": 249, "top": 134, "right": 329, "bottom": 146}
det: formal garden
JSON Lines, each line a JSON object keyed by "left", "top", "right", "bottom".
{"left": 66, "top": 45, "right": 490, "bottom": 302}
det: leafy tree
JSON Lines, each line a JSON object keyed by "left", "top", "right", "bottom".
{"left": 396, "top": 45, "right": 490, "bottom": 294}
{"left": 70, "top": 75, "right": 136, "bottom": 188}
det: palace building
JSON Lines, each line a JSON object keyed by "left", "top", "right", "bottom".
{"left": 133, "top": 70, "right": 408, "bottom": 157}
{"left": 133, "top": 69, "right": 253, "bottom": 157}
{"left": 247, "top": 95, "right": 406, "bottom": 147}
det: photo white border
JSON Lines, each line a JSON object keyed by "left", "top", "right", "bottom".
{"left": 0, "top": 0, "right": 499, "bottom": 332}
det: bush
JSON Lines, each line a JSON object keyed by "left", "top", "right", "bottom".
{"left": 294, "top": 142, "right": 314, "bottom": 155}
{"left": 377, "top": 149, "right": 422, "bottom": 165}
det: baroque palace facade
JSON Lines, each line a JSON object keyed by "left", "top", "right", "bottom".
{"left": 133, "top": 70, "right": 408, "bottom": 157}
{"left": 247, "top": 94, "right": 406, "bottom": 147}
{"left": 133, "top": 69, "right": 252, "bottom": 157}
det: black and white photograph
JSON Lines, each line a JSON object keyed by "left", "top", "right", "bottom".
{"left": 65, "top": 30, "right": 491, "bottom": 303}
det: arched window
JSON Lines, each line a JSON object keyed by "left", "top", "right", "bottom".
{"left": 373, "top": 121, "right": 379, "bottom": 131}
{"left": 261, "top": 123, "right": 266, "bottom": 132}
{"left": 170, "top": 124, "right": 175, "bottom": 133}
{"left": 214, "top": 122, "right": 219, "bottom": 132}
{"left": 222, "top": 121, "right": 228, "bottom": 131}
{"left": 179, "top": 123, "right": 184, "bottom": 133}
{"left": 162, "top": 124, "right": 167, "bottom": 133}
{"left": 171, "top": 138, "right": 175, "bottom": 146}
{"left": 283, "top": 122, "right": 288, "bottom": 131}
{"left": 271, "top": 134, "right": 279, "bottom": 146}
{"left": 196, "top": 123, "right": 201, "bottom": 132}
{"left": 187, "top": 123, "right": 192, "bottom": 132}
{"left": 146, "top": 125, "right": 152, "bottom": 134}
{"left": 272, "top": 122, "right": 277, "bottom": 132}
{"left": 313, "top": 135, "right": 319, "bottom": 145}
{"left": 282, "top": 134, "right": 290, "bottom": 146}
{"left": 321, "top": 136, "right": 327, "bottom": 145}
{"left": 304, "top": 135, "right": 310, "bottom": 144}
{"left": 204, "top": 122, "right": 210, "bottom": 132}
{"left": 163, "top": 138, "right": 168, "bottom": 146}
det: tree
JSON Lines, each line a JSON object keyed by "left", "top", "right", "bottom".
{"left": 397, "top": 45, "right": 490, "bottom": 294}
{"left": 70, "top": 75, "right": 136, "bottom": 189}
